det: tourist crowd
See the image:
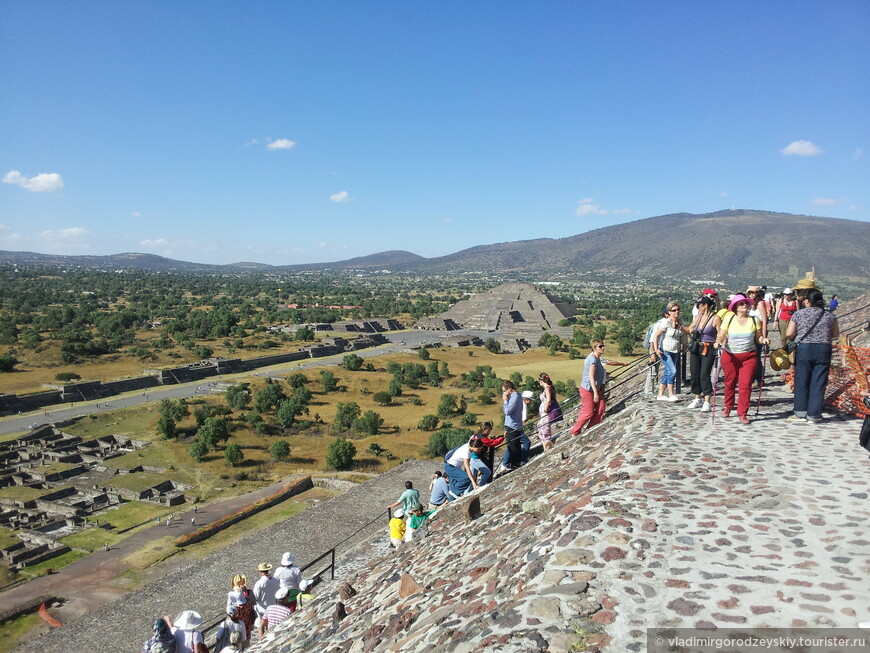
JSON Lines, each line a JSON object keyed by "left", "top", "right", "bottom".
{"left": 143, "top": 552, "right": 313, "bottom": 653}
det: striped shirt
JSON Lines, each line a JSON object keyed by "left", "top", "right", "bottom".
{"left": 262, "top": 603, "right": 293, "bottom": 631}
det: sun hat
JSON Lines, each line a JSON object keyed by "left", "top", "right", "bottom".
{"left": 174, "top": 610, "right": 203, "bottom": 630}
{"left": 231, "top": 573, "right": 247, "bottom": 589}
{"left": 521, "top": 390, "right": 534, "bottom": 399}
{"left": 728, "top": 294, "right": 751, "bottom": 312}
{"left": 257, "top": 562, "right": 273, "bottom": 572}
{"left": 782, "top": 287, "right": 794, "bottom": 295}
{"left": 702, "top": 288, "right": 718, "bottom": 296}
{"left": 746, "top": 285, "right": 761, "bottom": 293}
{"left": 280, "top": 552, "right": 295, "bottom": 566}
{"left": 793, "top": 277, "right": 817, "bottom": 290}
{"left": 393, "top": 509, "right": 404, "bottom": 518}
{"left": 299, "top": 578, "right": 314, "bottom": 591}
{"left": 769, "top": 348, "right": 792, "bottom": 372}
{"left": 275, "top": 587, "right": 289, "bottom": 601}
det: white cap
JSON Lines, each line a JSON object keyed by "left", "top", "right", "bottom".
{"left": 783, "top": 287, "right": 793, "bottom": 294}
{"left": 275, "top": 587, "right": 289, "bottom": 600}
{"left": 521, "top": 390, "right": 534, "bottom": 399}
{"left": 394, "top": 509, "right": 404, "bottom": 518}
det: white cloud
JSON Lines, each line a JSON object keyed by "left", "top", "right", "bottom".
{"left": 854, "top": 149, "right": 863, "bottom": 160}
{"left": 3, "top": 170, "right": 64, "bottom": 192}
{"left": 318, "top": 242, "right": 327, "bottom": 247}
{"left": 848, "top": 204, "right": 859, "bottom": 211}
{"left": 140, "top": 238, "right": 170, "bottom": 247}
{"left": 0, "top": 225, "right": 23, "bottom": 246}
{"left": 266, "top": 139, "right": 296, "bottom": 151}
{"left": 576, "top": 199, "right": 608, "bottom": 217}
{"left": 611, "top": 208, "right": 633, "bottom": 215}
{"left": 244, "top": 138, "right": 259, "bottom": 147}
{"left": 811, "top": 197, "right": 840, "bottom": 206}
{"left": 330, "top": 190, "right": 350, "bottom": 203}
{"left": 442, "top": 217, "right": 454, "bottom": 223}
{"left": 131, "top": 211, "right": 142, "bottom": 217}
{"left": 39, "top": 227, "right": 89, "bottom": 250}
{"left": 719, "top": 192, "right": 729, "bottom": 197}
{"left": 781, "top": 140, "right": 822, "bottom": 156}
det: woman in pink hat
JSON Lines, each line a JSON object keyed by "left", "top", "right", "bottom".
{"left": 714, "top": 294, "right": 770, "bottom": 424}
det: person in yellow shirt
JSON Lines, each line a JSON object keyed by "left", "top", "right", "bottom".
{"left": 389, "top": 509, "right": 406, "bottom": 549}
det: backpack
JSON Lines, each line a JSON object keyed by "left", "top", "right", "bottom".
{"left": 643, "top": 320, "right": 665, "bottom": 352}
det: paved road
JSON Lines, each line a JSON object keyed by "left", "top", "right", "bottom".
{"left": 0, "top": 330, "right": 492, "bottom": 437}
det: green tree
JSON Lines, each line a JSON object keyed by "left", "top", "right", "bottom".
{"left": 353, "top": 410, "right": 382, "bottom": 435}
{"left": 270, "top": 440, "right": 291, "bottom": 462}
{"left": 196, "top": 417, "right": 230, "bottom": 450}
{"left": 276, "top": 396, "right": 309, "bottom": 427}
{"left": 294, "top": 327, "right": 315, "bottom": 341}
{"left": 437, "top": 394, "right": 459, "bottom": 417}
{"left": 253, "top": 382, "right": 286, "bottom": 412}
{"left": 460, "top": 412, "right": 478, "bottom": 426}
{"left": 326, "top": 438, "right": 357, "bottom": 470}
{"left": 484, "top": 338, "right": 501, "bottom": 354}
{"left": 156, "top": 414, "right": 176, "bottom": 440}
{"left": 334, "top": 402, "right": 361, "bottom": 430}
{"left": 224, "top": 443, "right": 244, "bottom": 467}
{"left": 320, "top": 370, "right": 339, "bottom": 393}
{"left": 417, "top": 414, "right": 439, "bottom": 431}
{"left": 388, "top": 378, "right": 402, "bottom": 397}
{"left": 478, "top": 388, "right": 495, "bottom": 404}
{"left": 342, "top": 353, "right": 364, "bottom": 371}
{"left": 425, "top": 427, "right": 473, "bottom": 457}
{"left": 189, "top": 438, "right": 208, "bottom": 462}
{"left": 617, "top": 337, "right": 635, "bottom": 356}
{"left": 417, "top": 348, "right": 430, "bottom": 360}
{"left": 372, "top": 391, "right": 392, "bottom": 406}
{"left": 287, "top": 373, "right": 307, "bottom": 389}
{"left": 225, "top": 384, "right": 250, "bottom": 411}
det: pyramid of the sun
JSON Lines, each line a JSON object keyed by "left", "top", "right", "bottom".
{"left": 414, "top": 282, "right": 575, "bottom": 335}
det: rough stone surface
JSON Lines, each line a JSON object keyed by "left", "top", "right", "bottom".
{"left": 21, "top": 375, "right": 870, "bottom": 653}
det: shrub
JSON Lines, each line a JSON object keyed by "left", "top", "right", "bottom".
{"left": 353, "top": 410, "right": 382, "bottom": 436}
{"left": 426, "top": 427, "right": 473, "bottom": 457}
{"left": 417, "top": 414, "right": 439, "bottom": 431}
{"left": 326, "top": 438, "right": 357, "bottom": 470}
{"left": 270, "top": 440, "right": 290, "bottom": 462}
{"left": 342, "top": 353, "right": 364, "bottom": 371}
{"left": 417, "top": 348, "right": 430, "bottom": 360}
{"left": 460, "top": 412, "right": 478, "bottom": 426}
{"left": 334, "top": 402, "right": 361, "bottom": 430}
{"left": 224, "top": 443, "right": 244, "bottom": 467}
{"left": 54, "top": 372, "right": 81, "bottom": 382}
{"left": 372, "top": 392, "right": 392, "bottom": 406}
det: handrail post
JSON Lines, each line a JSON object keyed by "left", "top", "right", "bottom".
{"left": 330, "top": 548, "right": 335, "bottom": 580}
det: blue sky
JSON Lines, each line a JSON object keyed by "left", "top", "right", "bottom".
{"left": 1, "top": 1, "right": 868, "bottom": 265}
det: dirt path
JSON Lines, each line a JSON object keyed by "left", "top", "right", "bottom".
{"left": 0, "top": 477, "right": 295, "bottom": 621}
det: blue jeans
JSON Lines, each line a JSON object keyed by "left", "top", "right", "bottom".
{"left": 793, "top": 343, "right": 832, "bottom": 419}
{"left": 469, "top": 457, "right": 491, "bottom": 486}
{"left": 660, "top": 350, "right": 678, "bottom": 386}
{"left": 444, "top": 462, "right": 472, "bottom": 496}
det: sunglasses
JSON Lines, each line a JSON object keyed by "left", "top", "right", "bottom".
{"left": 669, "top": 308, "right": 681, "bottom": 312}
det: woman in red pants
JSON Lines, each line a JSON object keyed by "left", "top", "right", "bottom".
{"left": 714, "top": 294, "right": 770, "bottom": 424}
{"left": 570, "top": 340, "right": 626, "bottom": 436}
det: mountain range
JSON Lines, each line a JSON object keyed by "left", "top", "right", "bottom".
{"left": 3, "top": 210, "right": 869, "bottom": 289}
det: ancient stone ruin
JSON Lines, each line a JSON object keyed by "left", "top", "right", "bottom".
{"left": 0, "top": 426, "right": 187, "bottom": 569}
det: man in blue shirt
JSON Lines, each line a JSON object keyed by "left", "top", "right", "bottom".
{"left": 428, "top": 471, "right": 451, "bottom": 508}
{"left": 502, "top": 380, "right": 524, "bottom": 470}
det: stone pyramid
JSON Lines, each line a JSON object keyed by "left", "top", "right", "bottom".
{"left": 414, "top": 282, "right": 575, "bottom": 335}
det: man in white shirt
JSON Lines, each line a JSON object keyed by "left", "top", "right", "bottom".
{"left": 252, "top": 562, "right": 279, "bottom": 622}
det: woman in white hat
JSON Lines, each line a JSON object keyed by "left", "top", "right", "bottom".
{"left": 274, "top": 552, "right": 301, "bottom": 591}
{"left": 166, "top": 610, "right": 207, "bottom": 653}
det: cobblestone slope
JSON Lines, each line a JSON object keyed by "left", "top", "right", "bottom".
{"left": 246, "top": 378, "right": 870, "bottom": 653}
{"left": 22, "top": 460, "right": 435, "bottom": 653}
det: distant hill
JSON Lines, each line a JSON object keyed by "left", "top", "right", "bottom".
{"left": 3, "top": 210, "right": 869, "bottom": 289}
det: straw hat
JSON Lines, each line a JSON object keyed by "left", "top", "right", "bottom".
{"left": 793, "top": 277, "right": 817, "bottom": 290}
{"left": 174, "top": 610, "right": 203, "bottom": 630}
{"left": 769, "top": 348, "right": 792, "bottom": 372}
{"left": 257, "top": 562, "right": 273, "bottom": 572}
{"left": 231, "top": 573, "right": 247, "bottom": 589}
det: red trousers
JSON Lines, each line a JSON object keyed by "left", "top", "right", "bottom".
{"left": 570, "top": 386, "right": 605, "bottom": 435}
{"left": 720, "top": 351, "right": 756, "bottom": 417}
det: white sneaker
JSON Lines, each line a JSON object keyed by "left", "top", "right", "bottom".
{"left": 666, "top": 395, "right": 680, "bottom": 402}
{"left": 687, "top": 398, "right": 702, "bottom": 409}
{"left": 699, "top": 402, "right": 711, "bottom": 413}
{"left": 656, "top": 396, "right": 669, "bottom": 402}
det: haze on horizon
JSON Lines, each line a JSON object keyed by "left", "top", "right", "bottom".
{"left": 1, "top": 2, "right": 868, "bottom": 266}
